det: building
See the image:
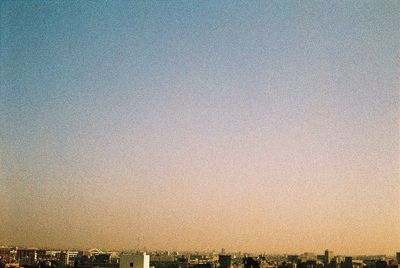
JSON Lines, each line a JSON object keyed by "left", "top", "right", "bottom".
{"left": 325, "top": 251, "right": 333, "bottom": 265}
{"left": 376, "top": 260, "right": 387, "bottom": 268}
{"left": 17, "top": 249, "right": 37, "bottom": 266}
{"left": 304, "top": 260, "right": 317, "bottom": 268}
{"left": 300, "top": 253, "right": 316, "bottom": 263}
{"left": 396, "top": 253, "right": 400, "bottom": 264}
{"left": 120, "top": 253, "right": 150, "bottom": 268}
{"left": 59, "top": 251, "right": 79, "bottom": 268}
{"left": 59, "top": 252, "right": 69, "bottom": 267}
{"left": 0, "top": 247, "right": 11, "bottom": 261}
{"left": 317, "top": 256, "right": 325, "bottom": 263}
{"left": 219, "top": 255, "right": 232, "bottom": 268}
{"left": 36, "top": 250, "right": 46, "bottom": 261}
{"left": 288, "top": 256, "right": 299, "bottom": 264}
{"left": 243, "top": 257, "right": 259, "bottom": 268}
{"left": 17, "top": 249, "right": 37, "bottom": 262}
{"left": 20, "top": 255, "right": 37, "bottom": 266}
{"left": 343, "top": 257, "right": 353, "bottom": 268}
{"left": 91, "top": 254, "right": 111, "bottom": 264}
{"left": 331, "top": 257, "right": 343, "bottom": 268}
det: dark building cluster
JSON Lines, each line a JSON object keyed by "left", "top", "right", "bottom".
{"left": 0, "top": 247, "right": 399, "bottom": 268}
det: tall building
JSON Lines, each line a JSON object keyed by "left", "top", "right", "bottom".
{"left": 219, "top": 255, "right": 232, "bottom": 268}
{"left": 120, "top": 253, "right": 150, "bottom": 268}
{"left": 325, "top": 250, "right": 334, "bottom": 265}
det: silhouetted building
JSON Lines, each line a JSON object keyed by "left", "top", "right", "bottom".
{"left": 74, "top": 254, "right": 91, "bottom": 268}
{"left": 93, "top": 254, "right": 111, "bottom": 264}
{"left": 388, "top": 260, "right": 398, "bottom": 268}
{"left": 300, "top": 254, "right": 316, "bottom": 263}
{"left": 288, "top": 256, "right": 299, "bottom": 264}
{"left": 243, "top": 257, "right": 259, "bottom": 268}
{"left": 219, "top": 255, "right": 231, "bottom": 268}
{"left": 376, "top": 260, "right": 387, "bottom": 268}
{"left": 330, "top": 258, "right": 340, "bottom": 268}
{"left": 325, "top": 251, "right": 333, "bottom": 265}
{"left": 343, "top": 257, "right": 353, "bottom": 268}
{"left": 306, "top": 260, "right": 317, "bottom": 268}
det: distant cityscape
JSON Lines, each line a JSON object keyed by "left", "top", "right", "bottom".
{"left": 0, "top": 247, "right": 399, "bottom": 268}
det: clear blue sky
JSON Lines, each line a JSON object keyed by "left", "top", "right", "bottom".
{"left": 1, "top": 1, "right": 399, "bottom": 254}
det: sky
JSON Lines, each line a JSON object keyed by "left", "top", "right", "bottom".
{"left": 0, "top": 1, "right": 399, "bottom": 255}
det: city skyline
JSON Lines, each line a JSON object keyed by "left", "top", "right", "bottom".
{"left": 1, "top": 1, "right": 399, "bottom": 254}
{"left": 0, "top": 245, "right": 397, "bottom": 258}
{"left": 0, "top": 246, "right": 398, "bottom": 258}
{"left": 1, "top": 247, "right": 400, "bottom": 268}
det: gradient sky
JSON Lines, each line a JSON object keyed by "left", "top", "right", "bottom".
{"left": 1, "top": 1, "right": 399, "bottom": 255}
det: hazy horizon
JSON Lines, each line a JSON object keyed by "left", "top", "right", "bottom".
{"left": 1, "top": 1, "right": 399, "bottom": 255}
{"left": 0, "top": 243, "right": 397, "bottom": 257}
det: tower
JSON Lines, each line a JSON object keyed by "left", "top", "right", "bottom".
{"left": 324, "top": 250, "right": 333, "bottom": 265}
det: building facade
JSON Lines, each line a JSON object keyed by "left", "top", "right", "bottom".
{"left": 120, "top": 253, "right": 150, "bottom": 268}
